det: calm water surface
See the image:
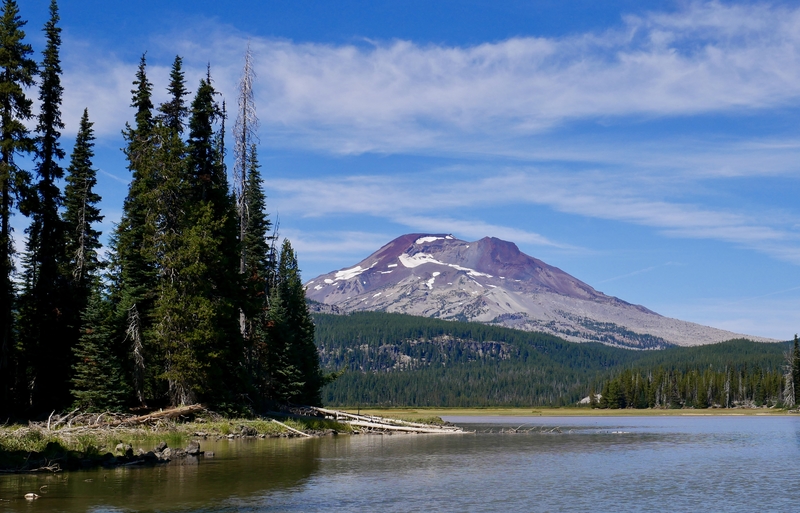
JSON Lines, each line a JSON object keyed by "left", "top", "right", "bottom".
{"left": 2, "top": 415, "right": 800, "bottom": 512}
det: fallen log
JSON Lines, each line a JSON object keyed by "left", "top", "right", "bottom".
{"left": 55, "top": 405, "right": 205, "bottom": 433}
{"left": 344, "top": 419, "right": 465, "bottom": 434}
{"left": 309, "top": 407, "right": 464, "bottom": 434}
{"left": 270, "top": 419, "right": 314, "bottom": 438}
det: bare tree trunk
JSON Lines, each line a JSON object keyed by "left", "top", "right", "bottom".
{"left": 784, "top": 351, "right": 795, "bottom": 408}
{"left": 233, "top": 43, "right": 259, "bottom": 338}
{"left": 127, "top": 304, "right": 145, "bottom": 406}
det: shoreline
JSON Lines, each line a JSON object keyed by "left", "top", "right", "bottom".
{"left": 3, "top": 405, "right": 792, "bottom": 473}
{"left": 0, "top": 406, "right": 462, "bottom": 473}
{"left": 342, "top": 406, "right": 796, "bottom": 418}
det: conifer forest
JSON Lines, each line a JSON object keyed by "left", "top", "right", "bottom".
{"left": 0, "top": 0, "right": 326, "bottom": 417}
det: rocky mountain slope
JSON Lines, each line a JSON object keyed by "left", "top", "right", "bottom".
{"left": 305, "top": 234, "right": 774, "bottom": 348}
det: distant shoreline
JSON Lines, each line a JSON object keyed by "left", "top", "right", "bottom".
{"left": 345, "top": 407, "right": 795, "bottom": 418}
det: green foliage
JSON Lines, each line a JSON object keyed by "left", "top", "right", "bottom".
{"left": 71, "top": 291, "right": 129, "bottom": 411}
{"left": 792, "top": 335, "right": 800, "bottom": 405}
{"left": 110, "top": 53, "right": 158, "bottom": 406}
{"left": 18, "top": 0, "right": 70, "bottom": 411}
{"left": 242, "top": 144, "right": 272, "bottom": 312}
{"left": 62, "top": 108, "right": 103, "bottom": 301}
{"left": 315, "top": 311, "right": 789, "bottom": 407}
{"left": 157, "top": 55, "right": 189, "bottom": 134}
{"left": 0, "top": 0, "right": 38, "bottom": 413}
{"left": 278, "top": 240, "right": 323, "bottom": 406}
{"left": 594, "top": 365, "right": 785, "bottom": 409}
{"left": 0, "top": 7, "right": 339, "bottom": 417}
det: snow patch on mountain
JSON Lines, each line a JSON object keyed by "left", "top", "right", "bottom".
{"left": 399, "top": 252, "right": 492, "bottom": 278}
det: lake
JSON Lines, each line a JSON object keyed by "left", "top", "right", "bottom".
{"left": 2, "top": 415, "right": 800, "bottom": 512}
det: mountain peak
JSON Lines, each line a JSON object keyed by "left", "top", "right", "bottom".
{"left": 306, "top": 233, "right": 774, "bottom": 348}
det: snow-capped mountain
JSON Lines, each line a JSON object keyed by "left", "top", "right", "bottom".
{"left": 305, "top": 233, "right": 774, "bottom": 348}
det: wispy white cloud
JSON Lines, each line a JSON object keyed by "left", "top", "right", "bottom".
{"left": 390, "top": 215, "right": 577, "bottom": 250}
{"left": 237, "top": 1, "right": 800, "bottom": 153}
{"left": 98, "top": 169, "right": 129, "bottom": 185}
{"left": 56, "top": 2, "right": 800, "bottom": 151}
{"left": 280, "top": 230, "right": 395, "bottom": 265}
{"left": 269, "top": 166, "right": 800, "bottom": 264}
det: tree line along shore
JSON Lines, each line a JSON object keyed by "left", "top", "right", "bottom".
{"left": 0, "top": 0, "right": 332, "bottom": 419}
{"left": 313, "top": 312, "right": 795, "bottom": 409}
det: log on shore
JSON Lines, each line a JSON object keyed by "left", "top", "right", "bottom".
{"left": 270, "top": 419, "right": 313, "bottom": 438}
{"left": 309, "top": 406, "right": 465, "bottom": 434}
{"left": 56, "top": 405, "right": 206, "bottom": 433}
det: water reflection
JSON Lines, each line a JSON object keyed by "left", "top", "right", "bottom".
{"left": 3, "top": 417, "right": 800, "bottom": 512}
{"left": 0, "top": 437, "right": 322, "bottom": 512}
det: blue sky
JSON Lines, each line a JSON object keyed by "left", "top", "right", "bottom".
{"left": 18, "top": 0, "right": 800, "bottom": 340}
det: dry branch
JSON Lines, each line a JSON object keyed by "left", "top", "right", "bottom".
{"left": 54, "top": 405, "right": 205, "bottom": 433}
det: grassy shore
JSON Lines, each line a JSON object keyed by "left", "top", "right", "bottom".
{"left": 344, "top": 406, "right": 794, "bottom": 419}
{"left": 0, "top": 415, "right": 351, "bottom": 468}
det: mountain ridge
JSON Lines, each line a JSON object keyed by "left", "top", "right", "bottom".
{"left": 305, "top": 233, "right": 775, "bottom": 348}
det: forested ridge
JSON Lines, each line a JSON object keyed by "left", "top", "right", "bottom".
{"left": 315, "top": 311, "right": 790, "bottom": 407}
{"left": 0, "top": 1, "right": 326, "bottom": 417}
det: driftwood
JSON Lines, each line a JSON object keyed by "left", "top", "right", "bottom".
{"left": 309, "top": 407, "right": 465, "bottom": 434}
{"left": 54, "top": 405, "right": 205, "bottom": 433}
{"left": 270, "top": 419, "right": 313, "bottom": 438}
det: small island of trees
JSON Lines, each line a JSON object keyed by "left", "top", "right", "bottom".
{"left": 0, "top": 0, "right": 329, "bottom": 418}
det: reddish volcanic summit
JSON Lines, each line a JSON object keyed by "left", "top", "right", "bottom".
{"left": 305, "top": 234, "right": 772, "bottom": 348}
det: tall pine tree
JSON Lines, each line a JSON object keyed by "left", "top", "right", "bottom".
{"left": 0, "top": 0, "right": 36, "bottom": 413}
{"left": 20, "top": 0, "right": 68, "bottom": 412}
{"left": 242, "top": 145, "right": 272, "bottom": 331}
{"left": 792, "top": 335, "right": 800, "bottom": 406}
{"left": 149, "top": 75, "right": 242, "bottom": 408}
{"left": 62, "top": 109, "right": 103, "bottom": 316}
{"left": 157, "top": 55, "right": 188, "bottom": 134}
{"left": 277, "top": 239, "right": 323, "bottom": 406}
{"left": 110, "top": 54, "right": 157, "bottom": 406}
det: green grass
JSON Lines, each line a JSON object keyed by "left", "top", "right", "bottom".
{"left": 0, "top": 414, "right": 353, "bottom": 458}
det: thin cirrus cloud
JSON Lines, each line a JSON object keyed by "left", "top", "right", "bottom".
{"left": 57, "top": 2, "right": 800, "bottom": 149}
{"left": 243, "top": 1, "right": 800, "bottom": 153}
{"left": 47, "top": 1, "right": 800, "bottom": 271}
{"left": 269, "top": 168, "right": 800, "bottom": 264}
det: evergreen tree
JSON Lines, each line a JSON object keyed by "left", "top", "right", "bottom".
{"left": 239, "top": 143, "right": 276, "bottom": 404}
{"left": 20, "top": 0, "right": 68, "bottom": 412}
{"left": 63, "top": 109, "right": 103, "bottom": 313}
{"left": 71, "top": 290, "right": 128, "bottom": 411}
{"left": 277, "top": 239, "right": 323, "bottom": 405}
{"left": 0, "top": 0, "right": 37, "bottom": 412}
{"left": 259, "top": 287, "right": 303, "bottom": 403}
{"left": 792, "top": 334, "right": 800, "bottom": 402}
{"left": 144, "top": 123, "right": 193, "bottom": 405}
{"left": 150, "top": 75, "right": 242, "bottom": 408}
{"left": 110, "top": 54, "right": 157, "bottom": 406}
{"left": 242, "top": 145, "right": 272, "bottom": 326}
{"left": 157, "top": 55, "right": 188, "bottom": 134}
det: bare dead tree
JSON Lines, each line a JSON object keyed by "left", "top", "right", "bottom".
{"left": 724, "top": 366, "right": 731, "bottom": 408}
{"left": 71, "top": 179, "right": 90, "bottom": 283}
{"left": 784, "top": 350, "right": 796, "bottom": 408}
{"left": 233, "top": 43, "right": 260, "bottom": 337}
{"left": 126, "top": 304, "right": 145, "bottom": 405}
